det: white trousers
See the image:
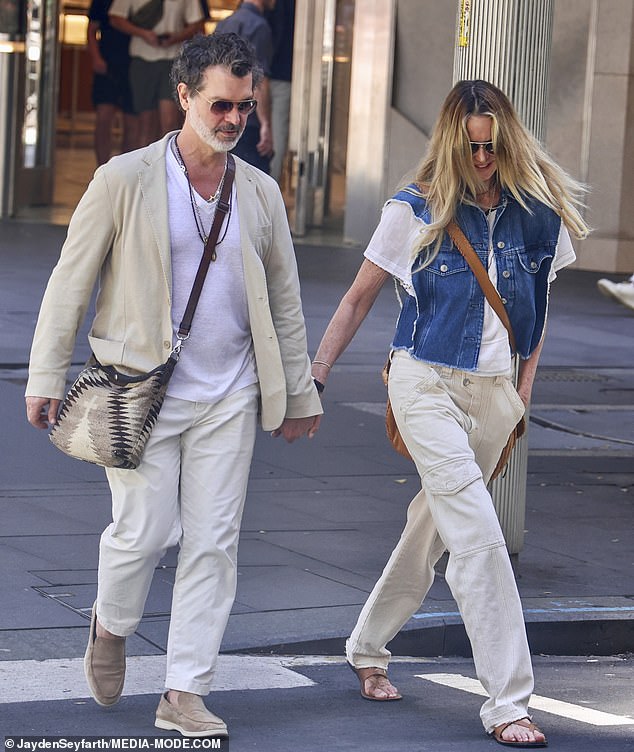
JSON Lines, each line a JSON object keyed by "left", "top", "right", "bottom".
{"left": 97, "top": 385, "right": 259, "bottom": 695}
{"left": 346, "top": 351, "right": 531, "bottom": 732}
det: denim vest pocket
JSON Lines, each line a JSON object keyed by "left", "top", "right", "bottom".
{"left": 516, "top": 245, "right": 555, "bottom": 274}
{"left": 425, "top": 250, "right": 470, "bottom": 276}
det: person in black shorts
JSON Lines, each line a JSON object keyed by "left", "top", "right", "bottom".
{"left": 87, "top": 0, "right": 139, "bottom": 165}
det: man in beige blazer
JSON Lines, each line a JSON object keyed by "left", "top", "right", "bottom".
{"left": 26, "top": 32, "right": 322, "bottom": 738}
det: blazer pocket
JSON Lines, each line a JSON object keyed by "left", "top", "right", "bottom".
{"left": 87, "top": 335, "right": 125, "bottom": 366}
{"left": 252, "top": 223, "right": 273, "bottom": 258}
{"left": 255, "top": 221, "right": 272, "bottom": 238}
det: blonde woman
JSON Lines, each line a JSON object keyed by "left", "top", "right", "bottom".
{"left": 312, "top": 80, "right": 590, "bottom": 747}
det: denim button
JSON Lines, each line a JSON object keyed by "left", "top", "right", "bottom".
{"left": 502, "top": 270, "right": 511, "bottom": 279}
{"left": 440, "top": 263, "right": 448, "bottom": 272}
{"left": 501, "top": 297, "right": 508, "bottom": 304}
{"left": 530, "top": 261, "right": 538, "bottom": 269}
{"left": 497, "top": 241, "right": 505, "bottom": 249}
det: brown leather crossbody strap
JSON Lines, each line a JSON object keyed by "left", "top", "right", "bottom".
{"left": 177, "top": 154, "right": 236, "bottom": 340}
{"left": 446, "top": 220, "right": 517, "bottom": 353}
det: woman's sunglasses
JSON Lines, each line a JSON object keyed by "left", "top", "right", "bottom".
{"left": 195, "top": 89, "right": 258, "bottom": 116}
{"left": 469, "top": 141, "right": 495, "bottom": 155}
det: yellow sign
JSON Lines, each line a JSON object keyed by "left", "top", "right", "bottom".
{"left": 459, "top": 0, "right": 471, "bottom": 47}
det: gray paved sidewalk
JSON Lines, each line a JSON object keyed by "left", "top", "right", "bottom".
{"left": 0, "top": 220, "right": 633, "bottom": 665}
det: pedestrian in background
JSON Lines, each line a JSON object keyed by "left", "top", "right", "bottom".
{"left": 312, "top": 79, "right": 590, "bottom": 747}
{"left": 109, "top": 0, "right": 204, "bottom": 148}
{"left": 25, "top": 32, "right": 321, "bottom": 738}
{"left": 215, "top": 0, "right": 274, "bottom": 173}
{"left": 266, "top": 0, "right": 294, "bottom": 183}
{"left": 87, "top": 0, "right": 138, "bottom": 165}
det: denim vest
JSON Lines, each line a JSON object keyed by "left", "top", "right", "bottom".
{"left": 392, "top": 184, "right": 561, "bottom": 369}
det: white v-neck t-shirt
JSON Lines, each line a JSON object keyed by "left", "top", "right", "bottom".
{"left": 164, "top": 140, "right": 257, "bottom": 404}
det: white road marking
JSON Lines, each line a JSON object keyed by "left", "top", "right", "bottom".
{"left": 416, "top": 673, "right": 634, "bottom": 727}
{"left": 0, "top": 655, "right": 314, "bottom": 704}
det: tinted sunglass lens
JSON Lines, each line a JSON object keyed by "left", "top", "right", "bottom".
{"left": 211, "top": 101, "right": 234, "bottom": 115}
{"left": 210, "top": 100, "right": 256, "bottom": 115}
{"left": 470, "top": 141, "right": 494, "bottom": 155}
{"left": 237, "top": 100, "right": 256, "bottom": 114}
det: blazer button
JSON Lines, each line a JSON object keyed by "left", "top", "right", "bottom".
{"left": 440, "top": 263, "right": 448, "bottom": 272}
{"left": 163, "top": 340, "right": 171, "bottom": 349}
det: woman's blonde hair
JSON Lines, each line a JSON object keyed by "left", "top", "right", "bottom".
{"left": 413, "top": 80, "right": 590, "bottom": 260}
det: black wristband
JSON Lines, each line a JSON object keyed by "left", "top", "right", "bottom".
{"left": 313, "top": 378, "right": 325, "bottom": 394}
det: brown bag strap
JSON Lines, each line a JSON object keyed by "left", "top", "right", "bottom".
{"left": 177, "top": 154, "right": 235, "bottom": 341}
{"left": 446, "top": 220, "right": 517, "bottom": 353}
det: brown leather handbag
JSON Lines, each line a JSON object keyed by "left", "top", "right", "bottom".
{"left": 382, "top": 356, "right": 412, "bottom": 461}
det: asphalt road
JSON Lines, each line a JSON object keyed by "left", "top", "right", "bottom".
{"left": 2, "top": 655, "right": 633, "bottom": 751}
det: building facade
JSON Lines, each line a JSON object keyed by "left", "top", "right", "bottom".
{"left": 1, "top": 0, "right": 633, "bottom": 271}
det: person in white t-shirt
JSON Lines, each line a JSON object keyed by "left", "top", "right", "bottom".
{"left": 26, "top": 33, "right": 321, "bottom": 738}
{"left": 109, "top": 0, "right": 204, "bottom": 147}
{"left": 311, "top": 80, "right": 590, "bottom": 748}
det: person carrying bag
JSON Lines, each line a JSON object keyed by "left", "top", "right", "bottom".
{"left": 311, "top": 79, "right": 590, "bottom": 747}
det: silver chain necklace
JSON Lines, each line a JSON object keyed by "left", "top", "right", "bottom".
{"left": 172, "top": 136, "right": 229, "bottom": 253}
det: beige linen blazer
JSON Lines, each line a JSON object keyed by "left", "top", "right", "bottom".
{"left": 26, "top": 133, "right": 322, "bottom": 431}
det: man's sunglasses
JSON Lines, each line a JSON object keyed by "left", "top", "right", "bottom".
{"left": 195, "top": 89, "right": 258, "bottom": 116}
{"left": 469, "top": 140, "right": 495, "bottom": 155}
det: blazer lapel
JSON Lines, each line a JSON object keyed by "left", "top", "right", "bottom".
{"left": 138, "top": 132, "right": 174, "bottom": 299}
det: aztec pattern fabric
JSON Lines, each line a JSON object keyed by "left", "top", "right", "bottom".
{"left": 49, "top": 358, "right": 175, "bottom": 469}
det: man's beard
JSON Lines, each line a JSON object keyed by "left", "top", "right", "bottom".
{"left": 189, "top": 106, "right": 243, "bottom": 152}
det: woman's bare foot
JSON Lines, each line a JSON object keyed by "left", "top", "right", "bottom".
{"left": 348, "top": 663, "right": 402, "bottom": 701}
{"left": 491, "top": 717, "right": 548, "bottom": 747}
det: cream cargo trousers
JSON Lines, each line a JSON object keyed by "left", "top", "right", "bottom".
{"left": 97, "top": 385, "right": 259, "bottom": 695}
{"left": 346, "top": 350, "right": 531, "bottom": 732}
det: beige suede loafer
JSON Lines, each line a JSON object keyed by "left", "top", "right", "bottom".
{"left": 155, "top": 692, "right": 229, "bottom": 738}
{"left": 83, "top": 601, "right": 126, "bottom": 706}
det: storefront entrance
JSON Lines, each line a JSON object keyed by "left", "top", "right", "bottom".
{"left": 9, "top": 0, "right": 355, "bottom": 233}
{"left": 15, "top": 0, "right": 241, "bottom": 223}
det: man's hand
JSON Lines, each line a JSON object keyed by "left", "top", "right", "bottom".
{"left": 270, "top": 415, "right": 321, "bottom": 442}
{"left": 256, "top": 122, "right": 274, "bottom": 157}
{"left": 141, "top": 29, "right": 160, "bottom": 46}
{"left": 158, "top": 32, "right": 178, "bottom": 47}
{"left": 26, "top": 396, "right": 61, "bottom": 430}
